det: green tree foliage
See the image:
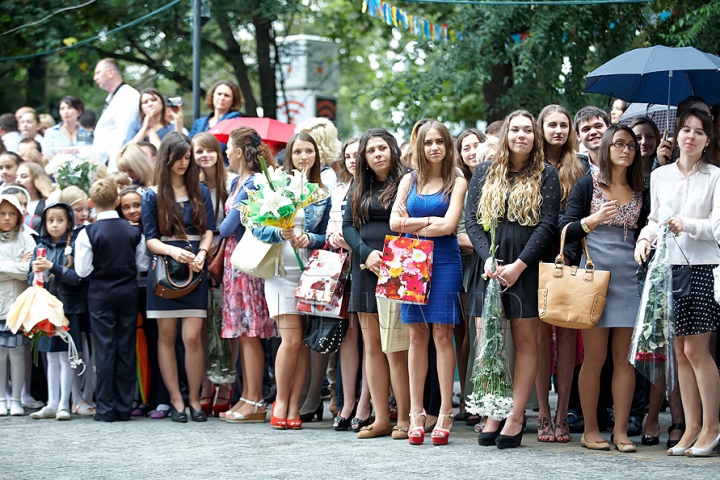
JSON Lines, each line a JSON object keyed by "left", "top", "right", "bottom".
{"left": 646, "top": 0, "right": 720, "bottom": 56}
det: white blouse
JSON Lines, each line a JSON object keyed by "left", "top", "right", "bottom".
{"left": 638, "top": 161, "right": 720, "bottom": 265}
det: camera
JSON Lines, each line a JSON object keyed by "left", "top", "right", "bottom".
{"left": 166, "top": 96, "right": 183, "bottom": 108}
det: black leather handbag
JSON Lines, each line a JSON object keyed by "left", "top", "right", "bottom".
{"left": 302, "top": 316, "right": 348, "bottom": 354}
{"left": 149, "top": 246, "right": 205, "bottom": 299}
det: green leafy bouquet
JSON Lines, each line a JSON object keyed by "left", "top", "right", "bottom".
{"left": 466, "top": 220, "right": 514, "bottom": 420}
{"left": 47, "top": 152, "right": 100, "bottom": 193}
{"left": 628, "top": 206, "right": 677, "bottom": 396}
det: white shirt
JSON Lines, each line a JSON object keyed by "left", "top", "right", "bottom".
{"left": 93, "top": 84, "right": 140, "bottom": 172}
{"left": 1, "top": 131, "right": 22, "bottom": 153}
{"left": 74, "top": 210, "right": 149, "bottom": 278}
{"left": 638, "top": 162, "right": 720, "bottom": 265}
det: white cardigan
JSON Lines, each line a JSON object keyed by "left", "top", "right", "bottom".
{"left": 0, "top": 230, "right": 35, "bottom": 320}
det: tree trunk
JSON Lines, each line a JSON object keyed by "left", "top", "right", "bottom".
{"left": 483, "top": 60, "right": 514, "bottom": 122}
{"left": 253, "top": 16, "right": 277, "bottom": 119}
{"left": 215, "top": 15, "right": 258, "bottom": 117}
{"left": 26, "top": 57, "right": 47, "bottom": 110}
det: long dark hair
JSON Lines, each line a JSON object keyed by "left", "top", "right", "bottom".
{"left": 351, "top": 128, "right": 404, "bottom": 228}
{"left": 284, "top": 133, "right": 323, "bottom": 187}
{"left": 456, "top": 128, "right": 486, "bottom": 180}
{"left": 228, "top": 127, "right": 276, "bottom": 176}
{"left": 138, "top": 88, "right": 167, "bottom": 126}
{"left": 154, "top": 132, "right": 207, "bottom": 237}
{"left": 192, "top": 132, "right": 228, "bottom": 222}
{"left": 596, "top": 125, "right": 644, "bottom": 192}
{"left": 675, "top": 108, "right": 715, "bottom": 166}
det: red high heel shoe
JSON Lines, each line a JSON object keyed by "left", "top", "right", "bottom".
{"left": 408, "top": 411, "right": 426, "bottom": 445}
{"left": 431, "top": 413, "right": 453, "bottom": 446}
{"left": 286, "top": 418, "right": 302, "bottom": 430}
{"left": 212, "top": 387, "right": 232, "bottom": 417}
{"left": 200, "top": 385, "right": 216, "bottom": 417}
{"left": 270, "top": 402, "right": 287, "bottom": 430}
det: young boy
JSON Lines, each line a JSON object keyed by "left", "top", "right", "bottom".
{"left": 75, "top": 179, "right": 148, "bottom": 421}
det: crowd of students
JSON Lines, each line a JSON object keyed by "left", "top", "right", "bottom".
{"left": 1, "top": 72, "right": 720, "bottom": 457}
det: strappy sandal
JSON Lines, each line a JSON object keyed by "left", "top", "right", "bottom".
{"left": 225, "top": 398, "right": 267, "bottom": 423}
{"left": 408, "top": 411, "right": 426, "bottom": 445}
{"left": 554, "top": 416, "right": 571, "bottom": 443}
{"left": 537, "top": 416, "right": 556, "bottom": 442}
{"left": 431, "top": 413, "right": 453, "bottom": 446}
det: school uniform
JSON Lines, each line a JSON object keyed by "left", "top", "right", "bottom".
{"left": 75, "top": 210, "right": 148, "bottom": 421}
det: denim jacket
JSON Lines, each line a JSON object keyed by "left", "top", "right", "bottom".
{"left": 252, "top": 198, "right": 331, "bottom": 249}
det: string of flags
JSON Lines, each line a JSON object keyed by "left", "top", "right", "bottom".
{"left": 362, "top": 0, "right": 462, "bottom": 42}
{"left": 362, "top": 0, "right": 675, "bottom": 45}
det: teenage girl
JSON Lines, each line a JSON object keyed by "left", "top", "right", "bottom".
{"left": 0, "top": 195, "right": 36, "bottom": 416}
{"left": 28, "top": 203, "right": 85, "bottom": 420}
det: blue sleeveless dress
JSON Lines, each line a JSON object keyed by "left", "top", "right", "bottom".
{"left": 401, "top": 182, "right": 462, "bottom": 325}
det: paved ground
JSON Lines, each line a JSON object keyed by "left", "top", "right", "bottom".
{"left": 2, "top": 399, "right": 719, "bottom": 480}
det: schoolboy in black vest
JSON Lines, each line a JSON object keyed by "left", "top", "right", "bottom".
{"left": 75, "top": 179, "right": 148, "bottom": 421}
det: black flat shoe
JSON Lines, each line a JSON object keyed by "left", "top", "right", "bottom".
{"left": 169, "top": 405, "right": 188, "bottom": 423}
{"left": 478, "top": 418, "right": 506, "bottom": 446}
{"left": 189, "top": 406, "right": 207, "bottom": 422}
{"left": 333, "top": 415, "right": 352, "bottom": 431}
{"left": 641, "top": 434, "right": 659, "bottom": 446}
{"left": 495, "top": 417, "right": 527, "bottom": 449}
{"left": 300, "top": 403, "right": 323, "bottom": 422}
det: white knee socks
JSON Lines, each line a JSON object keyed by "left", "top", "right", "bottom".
{"left": 47, "top": 352, "right": 76, "bottom": 411}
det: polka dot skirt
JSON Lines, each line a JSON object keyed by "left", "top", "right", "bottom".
{"left": 673, "top": 265, "right": 720, "bottom": 336}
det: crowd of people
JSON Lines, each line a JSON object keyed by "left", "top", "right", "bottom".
{"left": 1, "top": 58, "right": 720, "bottom": 457}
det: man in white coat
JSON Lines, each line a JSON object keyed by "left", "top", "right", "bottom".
{"left": 92, "top": 58, "right": 140, "bottom": 172}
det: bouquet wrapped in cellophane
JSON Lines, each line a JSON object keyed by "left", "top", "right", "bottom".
{"left": 45, "top": 148, "right": 103, "bottom": 193}
{"left": 628, "top": 207, "right": 677, "bottom": 396}
{"left": 466, "top": 221, "right": 514, "bottom": 421}
{"left": 206, "top": 291, "right": 235, "bottom": 384}
{"left": 236, "top": 156, "right": 327, "bottom": 268}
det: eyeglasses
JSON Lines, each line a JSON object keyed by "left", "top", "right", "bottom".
{"left": 611, "top": 140, "right": 639, "bottom": 151}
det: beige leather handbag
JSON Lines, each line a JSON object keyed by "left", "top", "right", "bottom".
{"left": 538, "top": 225, "right": 611, "bottom": 329}
{"left": 231, "top": 230, "right": 285, "bottom": 279}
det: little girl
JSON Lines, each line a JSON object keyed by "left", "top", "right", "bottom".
{"left": 28, "top": 203, "right": 84, "bottom": 420}
{"left": 0, "top": 194, "right": 36, "bottom": 416}
{"left": 58, "top": 187, "right": 95, "bottom": 416}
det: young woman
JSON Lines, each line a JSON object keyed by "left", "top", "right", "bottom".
{"left": 16, "top": 162, "right": 53, "bottom": 229}
{"left": 562, "top": 125, "right": 649, "bottom": 453}
{"left": 192, "top": 132, "right": 228, "bottom": 226}
{"left": 342, "top": 128, "right": 410, "bottom": 439}
{"left": 635, "top": 109, "right": 720, "bottom": 457}
{"left": 116, "top": 144, "right": 155, "bottom": 188}
{"left": 630, "top": 116, "right": 660, "bottom": 185}
{"left": 42, "top": 96, "right": 89, "bottom": 157}
{"left": 327, "top": 138, "right": 372, "bottom": 431}
{"left": 188, "top": 81, "right": 243, "bottom": 137}
{"left": 389, "top": 121, "right": 467, "bottom": 445}
{"left": 455, "top": 128, "right": 486, "bottom": 426}
{"left": 142, "top": 132, "right": 215, "bottom": 423}
{"left": 216, "top": 127, "right": 276, "bottom": 423}
{"left": 253, "top": 132, "right": 330, "bottom": 429}
{"left": 124, "top": 88, "right": 175, "bottom": 149}
{"left": 534, "top": 105, "right": 586, "bottom": 443}
{"left": 466, "top": 110, "right": 560, "bottom": 449}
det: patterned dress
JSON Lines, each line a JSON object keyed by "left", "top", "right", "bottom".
{"left": 221, "top": 179, "right": 275, "bottom": 338}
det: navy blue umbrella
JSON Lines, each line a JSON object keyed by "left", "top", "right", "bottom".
{"left": 584, "top": 45, "right": 720, "bottom": 107}
{"left": 584, "top": 45, "right": 720, "bottom": 133}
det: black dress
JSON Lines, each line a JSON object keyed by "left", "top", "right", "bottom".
{"left": 342, "top": 180, "right": 394, "bottom": 313}
{"left": 465, "top": 162, "right": 560, "bottom": 319}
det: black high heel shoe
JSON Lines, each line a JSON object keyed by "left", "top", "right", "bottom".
{"left": 189, "top": 405, "right": 208, "bottom": 422}
{"left": 333, "top": 415, "right": 352, "bottom": 431}
{"left": 495, "top": 417, "right": 527, "bottom": 449}
{"left": 478, "top": 418, "right": 507, "bottom": 446}
{"left": 169, "top": 404, "right": 188, "bottom": 423}
{"left": 300, "top": 403, "right": 324, "bottom": 422}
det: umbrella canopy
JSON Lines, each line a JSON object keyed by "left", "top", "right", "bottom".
{"left": 208, "top": 117, "right": 296, "bottom": 147}
{"left": 584, "top": 46, "right": 720, "bottom": 106}
{"left": 618, "top": 103, "right": 678, "bottom": 136}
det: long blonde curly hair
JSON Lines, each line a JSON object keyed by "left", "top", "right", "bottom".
{"left": 478, "top": 110, "right": 544, "bottom": 228}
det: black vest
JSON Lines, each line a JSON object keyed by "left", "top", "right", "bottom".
{"left": 85, "top": 218, "right": 141, "bottom": 310}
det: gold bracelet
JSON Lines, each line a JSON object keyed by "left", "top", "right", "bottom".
{"left": 580, "top": 218, "right": 592, "bottom": 233}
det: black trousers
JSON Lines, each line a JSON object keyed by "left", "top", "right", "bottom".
{"left": 90, "top": 304, "right": 138, "bottom": 421}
